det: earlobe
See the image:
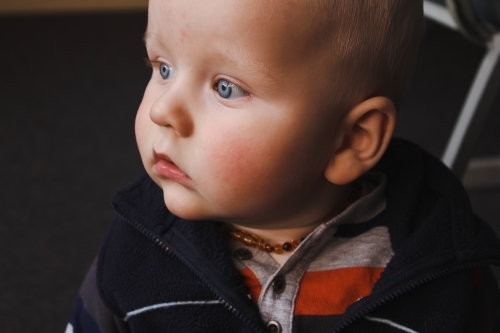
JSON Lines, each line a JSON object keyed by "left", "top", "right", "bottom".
{"left": 324, "top": 96, "right": 396, "bottom": 185}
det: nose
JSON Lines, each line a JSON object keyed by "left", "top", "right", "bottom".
{"left": 149, "top": 85, "right": 194, "bottom": 137}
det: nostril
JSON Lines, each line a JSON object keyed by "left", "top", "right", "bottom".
{"left": 154, "top": 108, "right": 193, "bottom": 137}
{"left": 175, "top": 112, "right": 194, "bottom": 137}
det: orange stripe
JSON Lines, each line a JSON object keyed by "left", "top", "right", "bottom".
{"left": 294, "top": 267, "right": 384, "bottom": 315}
{"left": 239, "top": 267, "right": 262, "bottom": 304}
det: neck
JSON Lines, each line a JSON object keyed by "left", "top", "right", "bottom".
{"left": 229, "top": 182, "right": 356, "bottom": 243}
{"left": 229, "top": 223, "right": 319, "bottom": 246}
{"left": 227, "top": 182, "right": 359, "bottom": 265}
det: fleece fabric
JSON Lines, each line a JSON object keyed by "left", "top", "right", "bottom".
{"left": 67, "top": 138, "right": 500, "bottom": 333}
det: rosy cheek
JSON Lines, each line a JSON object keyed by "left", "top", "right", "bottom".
{"left": 201, "top": 131, "right": 276, "bottom": 204}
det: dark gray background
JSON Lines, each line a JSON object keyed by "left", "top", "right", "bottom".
{"left": 1, "top": 12, "right": 499, "bottom": 332}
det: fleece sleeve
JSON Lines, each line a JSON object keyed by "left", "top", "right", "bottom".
{"left": 66, "top": 259, "right": 131, "bottom": 333}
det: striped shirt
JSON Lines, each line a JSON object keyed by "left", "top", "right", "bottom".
{"left": 228, "top": 173, "right": 391, "bottom": 333}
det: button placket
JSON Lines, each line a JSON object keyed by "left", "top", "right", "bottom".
{"left": 258, "top": 229, "right": 335, "bottom": 333}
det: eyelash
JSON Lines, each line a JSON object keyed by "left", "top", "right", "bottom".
{"left": 213, "top": 79, "right": 248, "bottom": 98}
{"left": 144, "top": 58, "right": 249, "bottom": 98}
{"left": 144, "top": 58, "right": 161, "bottom": 68}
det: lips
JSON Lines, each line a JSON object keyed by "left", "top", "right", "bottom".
{"left": 153, "top": 151, "right": 175, "bottom": 165}
{"left": 153, "top": 151, "right": 192, "bottom": 183}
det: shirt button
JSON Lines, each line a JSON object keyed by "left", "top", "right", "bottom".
{"left": 234, "top": 248, "right": 252, "bottom": 260}
{"left": 267, "top": 320, "right": 282, "bottom": 333}
{"left": 272, "top": 275, "right": 286, "bottom": 294}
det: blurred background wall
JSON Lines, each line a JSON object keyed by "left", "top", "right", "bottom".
{"left": 0, "top": 0, "right": 147, "bottom": 14}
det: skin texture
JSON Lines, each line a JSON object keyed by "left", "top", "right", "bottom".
{"left": 136, "top": 0, "right": 396, "bottom": 263}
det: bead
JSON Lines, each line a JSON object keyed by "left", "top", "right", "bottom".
{"left": 282, "top": 242, "right": 293, "bottom": 252}
{"left": 231, "top": 230, "right": 245, "bottom": 240}
{"left": 274, "top": 245, "right": 283, "bottom": 254}
{"left": 242, "top": 234, "right": 257, "bottom": 246}
{"left": 225, "top": 226, "right": 303, "bottom": 255}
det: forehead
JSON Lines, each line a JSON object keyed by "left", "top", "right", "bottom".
{"left": 146, "top": 0, "right": 333, "bottom": 77}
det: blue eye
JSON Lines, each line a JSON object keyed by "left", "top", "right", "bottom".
{"left": 216, "top": 79, "right": 246, "bottom": 99}
{"left": 159, "top": 63, "right": 171, "bottom": 80}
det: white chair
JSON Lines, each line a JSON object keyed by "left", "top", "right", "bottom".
{"left": 423, "top": 0, "right": 500, "bottom": 188}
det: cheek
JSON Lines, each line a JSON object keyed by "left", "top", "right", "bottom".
{"left": 135, "top": 103, "right": 162, "bottom": 183}
{"left": 199, "top": 128, "right": 291, "bottom": 208}
{"left": 205, "top": 134, "right": 258, "bottom": 187}
{"left": 135, "top": 107, "right": 148, "bottom": 150}
{"left": 135, "top": 92, "right": 154, "bottom": 151}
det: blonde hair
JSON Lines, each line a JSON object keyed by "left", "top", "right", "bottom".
{"left": 315, "top": 0, "right": 423, "bottom": 111}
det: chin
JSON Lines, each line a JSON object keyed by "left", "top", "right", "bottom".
{"left": 162, "top": 192, "right": 211, "bottom": 221}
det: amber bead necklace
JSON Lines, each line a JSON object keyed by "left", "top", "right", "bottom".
{"left": 224, "top": 180, "right": 362, "bottom": 254}
{"left": 222, "top": 225, "right": 302, "bottom": 254}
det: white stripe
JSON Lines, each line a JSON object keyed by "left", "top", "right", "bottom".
{"left": 365, "top": 316, "right": 419, "bottom": 333}
{"left": 125, "top": 300, "right": 222, "bottom": 320}
{"left": 64, "top": 323, "right": 74, "bottom": 333}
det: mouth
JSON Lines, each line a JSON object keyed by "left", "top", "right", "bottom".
{"left": 154, "top": 151, "right": 175, "bottom": 164}
{"left": 152, "top": 151, "right": 192, "bottom": 183}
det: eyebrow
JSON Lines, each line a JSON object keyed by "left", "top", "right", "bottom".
{"left": 143, "top": 31, "right": 163, "bottom": 48}
{"left": 215, "top": 44, "right": 282, "bottom": 92}
{"left": 224, "top": 49, "right": 277, "bottom": 84}
{"left": 142, "top": 30, "right": 278, "bottom": 90}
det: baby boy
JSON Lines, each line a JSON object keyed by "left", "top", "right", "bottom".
{"left": 68, "top": 0, "right": 500, "bottom": 332}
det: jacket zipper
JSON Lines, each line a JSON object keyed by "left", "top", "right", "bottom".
{"left": 331, "top": 258, "right": 499, "bottom": 332}
{"left": 114, "top": 210, "right": 266, "bottom": 333}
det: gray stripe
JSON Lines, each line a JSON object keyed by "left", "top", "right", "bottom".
{"left": 308, "top": 226, "right": 394, "bottom": 271}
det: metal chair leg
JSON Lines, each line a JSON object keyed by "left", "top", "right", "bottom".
{"left": 442, "top": 33, "right": 500, "bottom": 178}
{"left": 424, "top": 1, "right": 459, "bottom": 29}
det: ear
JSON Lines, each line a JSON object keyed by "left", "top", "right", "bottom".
{"left": 324, "top": 96, "right": 396, "bottom": 185}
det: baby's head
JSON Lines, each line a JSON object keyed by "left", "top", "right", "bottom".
{"left": 136, "top": 0, "right": 423, "bottom": 229}
{"left": 312, "top": 0, "right": 423, "bottom": 111}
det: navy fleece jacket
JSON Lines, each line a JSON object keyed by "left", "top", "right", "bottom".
{"left": 68, "top": 139, "right": 500, "bottom": 332}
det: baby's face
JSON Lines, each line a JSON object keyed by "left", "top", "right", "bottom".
{"left": 136, "top": 0, "right": 345, "bottom": 228}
